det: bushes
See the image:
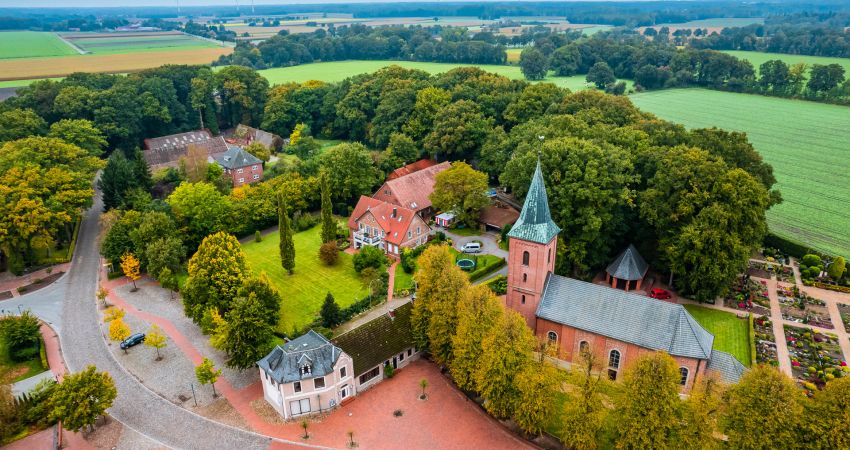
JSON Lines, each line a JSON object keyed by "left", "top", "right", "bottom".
{"left": 486, "top": 275, "right": 508, "bottom": 295}
{"left": 763, "top": 233, "right": 811, "bottom": 259}
{"left": 828, "top": 256, "right": 845, "bottom": 281}
{"left": 469, "top": 257, "right": 507, "bottom": 282}
{"left": 0, "top": 312, "right": 41, "bottom": 362}
{"left": 353, "top": 245, "right": 386, "bottom": 273}
{"left": 319, "top": 241, "right": 339, "bottom": 265}
{"left": 292, "top": 211, "right": 319, "bottom": 232}
{"left": 400, "top": 247, "right": 416, "bottom": 274}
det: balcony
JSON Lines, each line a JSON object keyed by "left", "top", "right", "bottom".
{"left": 353, "top": 230, "right": 383, "bottom": 247}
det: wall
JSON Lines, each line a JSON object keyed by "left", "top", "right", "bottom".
{"left": 260, "top": 353, "right": 356, "bottom": 419}
{"left": 354, "top": 346, "right": 420, "bottom": 392}
{"left": 505, "top": 236, "right": 558, "bottom": 329}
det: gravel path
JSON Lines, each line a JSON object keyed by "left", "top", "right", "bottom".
{"left": 22, "top": 187, "right": 273, "bottom": 450}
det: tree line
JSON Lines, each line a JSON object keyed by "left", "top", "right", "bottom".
{"left": 692, "top": 20, "right": 850, "bottom": 58}
{"left": 217, "top": 24, "right": 508, "bottom": 70}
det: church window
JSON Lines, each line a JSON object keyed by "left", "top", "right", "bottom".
{"left": 548, "top": 249, "right": 551, "bottom": 263}
{"left": 609, "top": 350, "right": 621, "bottom": 369}
{"left": 547, "top": 331, "right": 558, "bottom": 345}
{"left": 523, "top": 273, "right": 527, "bottom": 282}
{"left": 579, "top": 341, "right": 589, "bottom": 354}
{"left": 679, "top": 367, "right": 689, "bottom": 386}
{"left": 521, "top": 295, "right": 526, "bottom": 305}
{"left": 522, "top": 251, "right": 530, "bottom": 266}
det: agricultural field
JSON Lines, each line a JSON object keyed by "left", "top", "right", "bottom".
{"left": 241, "top": 225, "right": 369, "bottom": 334}
{"left": 255, "top": 60, "right": 633, "bottom": 91}
{"left": 721, "top": 50, "right": 850, "bottom": 76}
{"left": 0, "top": 31, "right": 77, "bottom": 59}
{"left": 61, "top": 31, "right": 224, "bottom": 55}
{"left": 639, "top": 17, "right": 764, "bottom": 35}
{"left": 631, "top": 88, "right": 850, "bottom": 257}
{"left": 683, "top": 304, "right": 752, "bottom": 366}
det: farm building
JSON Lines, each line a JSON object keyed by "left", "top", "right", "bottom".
{"left": 142, "top": 130, "right": 228, "bottom": 168}
{"left": 225, "top": 124, "right": 284, "bottom": 151}
{"left": 348, "top": 196, "right": 429, "bottom": 257}
{"left": 478, "top": 203, "right": 519, "bottom": 231}
{"left": 213, "top": 146, "right": 264, "bottom": 187}
{"left": 504, "top": 160, "right": 746, "bottom": 391}
{"left": 371, "top": 160, "right": 450, "bottom": 221}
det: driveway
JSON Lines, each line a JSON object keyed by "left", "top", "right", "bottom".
{"left": 443, "top": 229, "right": 508, "bottom": 259}
{"left": 12, "top": 188, "right": 278, "bottom": 450}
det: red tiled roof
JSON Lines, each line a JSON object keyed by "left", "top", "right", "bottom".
{"left": 349, "top": 196, "right": 418, "bottom": 246}
{"left": 379, "top": 161, "right": 450, "bottom": 212}
{"left": 479, "top": 204, "right": 520, "bottom": 229}
{"left": 387, "top": 159, "right": 439, "bottom": 180}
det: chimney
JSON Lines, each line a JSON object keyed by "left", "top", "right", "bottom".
{"left": 392, "top": 208, "right": 397, "bottom": 218}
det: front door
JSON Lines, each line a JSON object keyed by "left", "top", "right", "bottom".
{"left": 392, "top": 356, "right": 398, "bottom": 369}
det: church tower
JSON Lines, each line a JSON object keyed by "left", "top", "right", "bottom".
{"left": 505, "top": 160, "right": 561, "bottom": 331}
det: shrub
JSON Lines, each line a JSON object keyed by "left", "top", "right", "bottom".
{"left": 11, "top": 345, "right": 39, "bottom": 362}
{"left": 486, "top": 275, "right": 508, "bottom": 295}
{"left": 320, "top": 293, "right": 341, "bottom": 328}
{"left": 802, "top": 254, "right": 822, "bottom": 268}
{"left": 828, "top": 256, "right": 846, "bottom": 280}
{"left": 384, "top": 363, "right": 395, "bottom": 379}
{"left": 292, "top": 211, "right": 319, "bottom": 232}
{"left": 353, "top": 245, "right": 386, "bottom": 273}
{"left": 254, "top": 231, "right": 262, "bottom": 242}
{"left": 319, "top": 241, "right": 339, "bottom": 265}
{"left": 400, "top": 248, "right": 416, "bottom": 274}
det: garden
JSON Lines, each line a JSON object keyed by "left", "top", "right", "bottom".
{"left": 752, "top": 315, "right": 778, "bottom": 366}
{"left": 777, "top": 285, "right": 832, "bottom": 329}
{"left": 683, "top": 305, "right": 752, "bottom": 366}
{"left": 0, "top": 312, "right": 46, "bottom": 385}
{"left": 727, "top": 276, "right": 771, "bottom": 315}
{"left": 838, "top": 303, "right": 850, "bottom": 333}
{"left": 747, "top": 260, "right": 794, "bottom": 283}
{"left": 784, "top": 325, "right": 847, "bottom": 395}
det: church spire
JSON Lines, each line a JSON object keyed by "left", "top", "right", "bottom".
{"left": 506, "top": 159, "right": 561, "bottom": 244}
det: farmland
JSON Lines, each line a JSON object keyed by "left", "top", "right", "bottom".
{"left": 61, "top": 31, "right": 223, "bottom": 55}
{"left": 721, "top": 50, "right": 850, "bottom": 76}
{"left": 255, "top": 60, "right": 632, "bottom": 91}
{"left": 0, "top": 31, "right": 77, "bottom": 59}
{"left": 631, "top": 88, "right": 850, "bottom": 257}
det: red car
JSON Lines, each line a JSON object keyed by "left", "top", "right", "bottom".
{"left": 649, "top": 288, "right": 672, "bottom": 300}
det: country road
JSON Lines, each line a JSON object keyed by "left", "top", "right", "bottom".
{"left": 15, "top": 188, "right": 276, "bottom": 450}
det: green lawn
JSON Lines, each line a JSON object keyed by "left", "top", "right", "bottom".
{"left": 0, "top": 334, "right": 45, "bottom": 384}
{"left": 242, "top": 226, "right": 369, "bottom": 333}
{"left": 630, "top": 88, "right": 850, "bottom": 258}
{"left": 0, "top": 31, "right": 77, "bottom": 59}
{"left": 255, "top": 60, "right": 632, "bottom": 91}
{"left": 68, "top": 34, "right": 221, "bottom": 55}
{"left": 721, "top": 50, "right": 850, "bottom": 77}
{"left": 683, "top": 304, "right": 751, "bottom": 367}
{"left": 393, "top": 266, "right": 415, "bottom": 292}
{"left": 393, "top": 245, "right": 504, "bottom": 292}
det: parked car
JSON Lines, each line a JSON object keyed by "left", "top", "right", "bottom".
{"left": 120, "top": 333, "right": 146, "bottom": 350}
{"left": 461, "top": 242, "right": 481, "bottom": 253}
{"left": 649, "top": 288, "right": 672, "bottom": 300}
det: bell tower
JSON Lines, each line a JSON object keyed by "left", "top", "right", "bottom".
{"left": 505, "top": 160, "right": 561, "bottom": 331}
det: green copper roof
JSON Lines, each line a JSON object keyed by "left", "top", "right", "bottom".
{"left": 507, "top": 160, "right": 561, "bottom": 244}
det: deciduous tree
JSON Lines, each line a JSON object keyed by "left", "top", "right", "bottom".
{"left": 587, "top": 62, "right": 616, "bottom": 89}
{"left": 514, "top": 360, "right": 561, "bottom": 436}
{"left": 195, "top": 357, "right": 222, "bottom": 397}
{"left": 145, "top": 236, "right": 185, "bottom": 280}
{"left": 237, "top": 272, "right": 282, "bottom": 327}
{"left": 96, "top": 287, "right": 109, "bottom": 308}
{"left": 560, "top": 348, "right": 607, "bottom": 450}
{"left": 520, "top": 47, "right": 548, "bottom": 81}
{"left": 614, "top": 352, "right": 682, "bottom": 450}
{"left": 429, "top": 162, "right": 489, "bottom": 228}
{"left": 166, "top": 182, "right": 233, "bottom": 250}
{"left": 245, "top": 142, "right": 271, "bottom": 162}
{"left": 120, "top": 252, "right": 141, "bottom": 290}
{"left": 47, "top": 119, "right": 107, "bottom": 156}
{"left": 451, "top": 285, "right": 503, "bottom": 391}
{"left": 182, "top": 232, "right": 249, "bottom": 323}
{"left": 804, "top": 377, "right": 850, "bottom": 450}
{"left": 219, "top": 296, "right": 275, "bottom": 369}
{"left": 422, "top": 100, "right": 491, "bottom": 160}
{"left": 158, "top": 267, "right": 179, "bottom": 300}
{"left": 319, "top": 143, "right": 381, "bottom": 204}
{"left": 49, "top": 366, "right": 117, "bottom": 432}
{"left": 145, "top": 324, "right": 167, "bottom": 361}
{"left": 108, "top": 318, "right": 130, "bottom": 343}
{"left": 680, "top": 374, "right": 723, "bottom": 450}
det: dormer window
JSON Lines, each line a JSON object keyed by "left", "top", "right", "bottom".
{"left": 300, "top": 364, "right": 312, "bottom": 376}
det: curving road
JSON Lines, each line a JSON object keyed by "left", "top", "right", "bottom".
{"left": 15, "top": 189, "right": 274, "bottom": 450}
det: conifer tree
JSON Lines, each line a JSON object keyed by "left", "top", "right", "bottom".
{"left": 320, "top": 292, "right": 341, "bottom": 328}
{"left": 320, "top": 170, "right": 336, "bottom": 244}
{"left": 133, "top": 148, "right": 153, "bottom": 191}
{"left": 278, "top": 193, "right": 295, "bottom": 274}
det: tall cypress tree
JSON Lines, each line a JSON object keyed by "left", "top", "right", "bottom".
{"left": 278, "top": 194, "right": 295, "bottom": 274}
{"left": 132, "top": 148, "right": 153, "bottom": 191}
{"left": 320, "top": 170, "right": 336, "bottom": 243}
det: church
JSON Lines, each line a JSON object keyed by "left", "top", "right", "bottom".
{"left": 504, "top": 161, "right": 746, "bottom": 391}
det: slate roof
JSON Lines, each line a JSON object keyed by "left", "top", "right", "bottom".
{"left": 536, "top": 274, "right": 715, "bottom": 360}
{"left": 348, "top": 196, "right": 424, "bottom": 246}
{"left": 214, "top": 145, "right": 263, "bottom": 170}
{"left": 257, "top": 330, "right": 343, "bottom": 384}
{"left": 507, "top": 160, "right": 561, "bottom": 244}
{"left": 374, "top": 161, "right": 450, "bottom": 213}
{"left": 231, "top": 124, "right": 283, "bottom": 150}
{"left": 387, "top": 159, "right": 439, "bottom": 180}
{"left": 142, "top": 130, "right": 229, "bottom": 167}
{"left": 332, "top": 302, "right": 415, "bottom": 376}
{"left": 706, "top": 349, "right": 748, "bottom": 383}
{"left": 606, "top": 244, "right": 649, "bottom": 281}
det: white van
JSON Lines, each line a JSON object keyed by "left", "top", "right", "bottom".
{"left": 461, "top": 242, "right": 481, "bottom": 253}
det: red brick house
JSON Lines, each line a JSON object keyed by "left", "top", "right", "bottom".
{"left": 213, "top": 146, "right": 263, "bottom": 187}
{"left": 372, "top": 161, "right": 450, "bottom": 221}
{"left": 504, "top": 161, "right": 746, "bottom": 392}
{"left": 348, "top": 196, "right": 430, "bottom": 257}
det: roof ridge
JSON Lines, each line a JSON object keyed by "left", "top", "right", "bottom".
{"left": 678, "top": 308, "right": 714, "bottom": 359}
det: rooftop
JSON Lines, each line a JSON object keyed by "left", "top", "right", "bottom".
{"left": 706, "top": 349, "right": 748, "bottom": 383}
{"left": 379, "top": 161, "right": 451, "bottom": 212}
{"left": 387, "top": 159, "right": 439, "bottom": 180}
{"left": 606, "top": 244, "right": 649, "bottom": 281}
{"left": 349, "top": 196, "right": 421, "bottom": 246}
{"left": 214, "top": 145, "right": 263, "bottom": 170}
{"left": 537, "top": 274, "right": 715, "bottom": 360}
{"left": 142, "top": 130, "right": 229, "bottom": 167}
{"left": 507, "top": 160, "right": 561, "bottom": 244}
{"left": 257, "top": 330, "right": 343, "bottom": 384}
{"left": 332, "top": 302, "right": 415, "bottom": 376}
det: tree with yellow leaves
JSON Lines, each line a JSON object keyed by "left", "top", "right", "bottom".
{"left": 514, "top": 359, "right": 562, "bottom": 436}
{"left": 96, "top": 286, "right": 109, "bottom": 308}
{"left": 144, "top": 324, "right": 167, "bottom": 361}
{"left": 103, "top": 307, "right": 125, "bottom": 323}
{"left": 120, "top": 252, "right": 141, "bottom": 291}
{"left": 109, "top": 318, "right": 130, "bottom": 344}
{"left": 289, "top": 123, "right": 306, "bottom": 146}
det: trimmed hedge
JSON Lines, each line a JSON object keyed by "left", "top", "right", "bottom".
{"left": 804, "top": 280, "right": 850, "bottom": 294}
{"left": 469, "top": 257, "right": 506, "bottom": 282}
{"left": 763, "top": 233, "right": 824, "bottom": 260}
{"left": 748, "top": 313, "right": 756, "bottom": 367}
{"left": 39, "top": 338, "right": 48, "bottom": 371}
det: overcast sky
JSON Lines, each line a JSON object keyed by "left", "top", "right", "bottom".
{"left": 3, "top": 0, "right": 506, "bottom": 7}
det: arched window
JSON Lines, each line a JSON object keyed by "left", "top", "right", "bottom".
{"left": 548, "top": 249, "right": 551, "bottom": 264}
{"left": 521, "top": 295, "right": 526, "bottom": 305}
{"left": 679, "top": 367, "right": 689, "bottom": 386}
{"left": 547, "top": 331, "right": 558, "bottom": 345}
{"left": 522, "top": 273, "right": 528, "bottom": 282}
{"left": 579, "top": 341, "right": 589, "bottom": 354}
{"left": 609, "top": 350, "right": 621, "bottom": 369}
{"left": 522, "top": 251, "right": 530, "bottom": 266}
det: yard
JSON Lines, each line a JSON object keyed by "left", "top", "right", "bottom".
{"left": 392, "top": 244, "right": 505, "bottom": 292}
{"left": 242, "top": 226, "right": 369, "bottom": 334}
{"left": 0, "top": 333, "right": 44, "bottom": 384}
{"left": 683, "top": 304, "right": 752, "bottom": 367}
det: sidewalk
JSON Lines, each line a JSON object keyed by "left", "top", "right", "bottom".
{"left": 0, "top": 263, "right": 70, "bottom": 299}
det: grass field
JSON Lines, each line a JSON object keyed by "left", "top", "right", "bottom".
{"left": 631, "top": 88, "right": 850, "bottom": 257}
{"left": 0, "top": 31, "right": 77, "bottom": 59}
{"left": 654, "top": 17, "right": 764, "bottom": 29}
{"left": 721, "top": 50, "right": 850, "bottom": 76}
{"left": 64, "top": 32, "right": 222, "bottom": 55}
{"left": 255, "top": 60, "right": 632, "bottom": 91}
{"left": 0, "top": 334, "right": 45, "bottom": 384}
{"left": 683, "top": 304, "right": 751, "bottom": 367}
{"left": 242, "top": 226, "right": 369, "bottom": 333}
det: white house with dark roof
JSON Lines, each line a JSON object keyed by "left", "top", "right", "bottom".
{"left": 505, "top": 161, "right": 747, "bottom": 392}
{"left": 257, "top": 331, "right": 354, "bottom": 420}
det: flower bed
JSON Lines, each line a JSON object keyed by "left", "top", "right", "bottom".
{"left": 838, "top": 303, "right": 850, "bottom": 333}
{"left": 784, "top": 325, "right": 847, "bottom": 394}
{"left": 777, "top": 286, "right": 833, "bottom": 329}
{"left": 746, "top": 261, "right": 771, "bottom": 279}
{"left": 753, "top": 315, "right": 778, "bottom": 366}
{"left": 746, "top": 260, "right": 794, "bottom": 282}
{"left": 728, "top": 277, "right": 771, "bottom": 315}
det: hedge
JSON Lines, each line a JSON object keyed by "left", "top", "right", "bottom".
{"left": 39, "top": 338, "right": 48, "bottom": 371}
{"left": 804, "top": 280, "right": 850, "bottom": 294}
{"left": 469, "top": 257, "right": 506, "bottom": 282}
{"left": 748, "top": 313, "right": 756, "bottom": 367}
{"left": 763, "top": 233, "right": 825, "bottom": 260}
